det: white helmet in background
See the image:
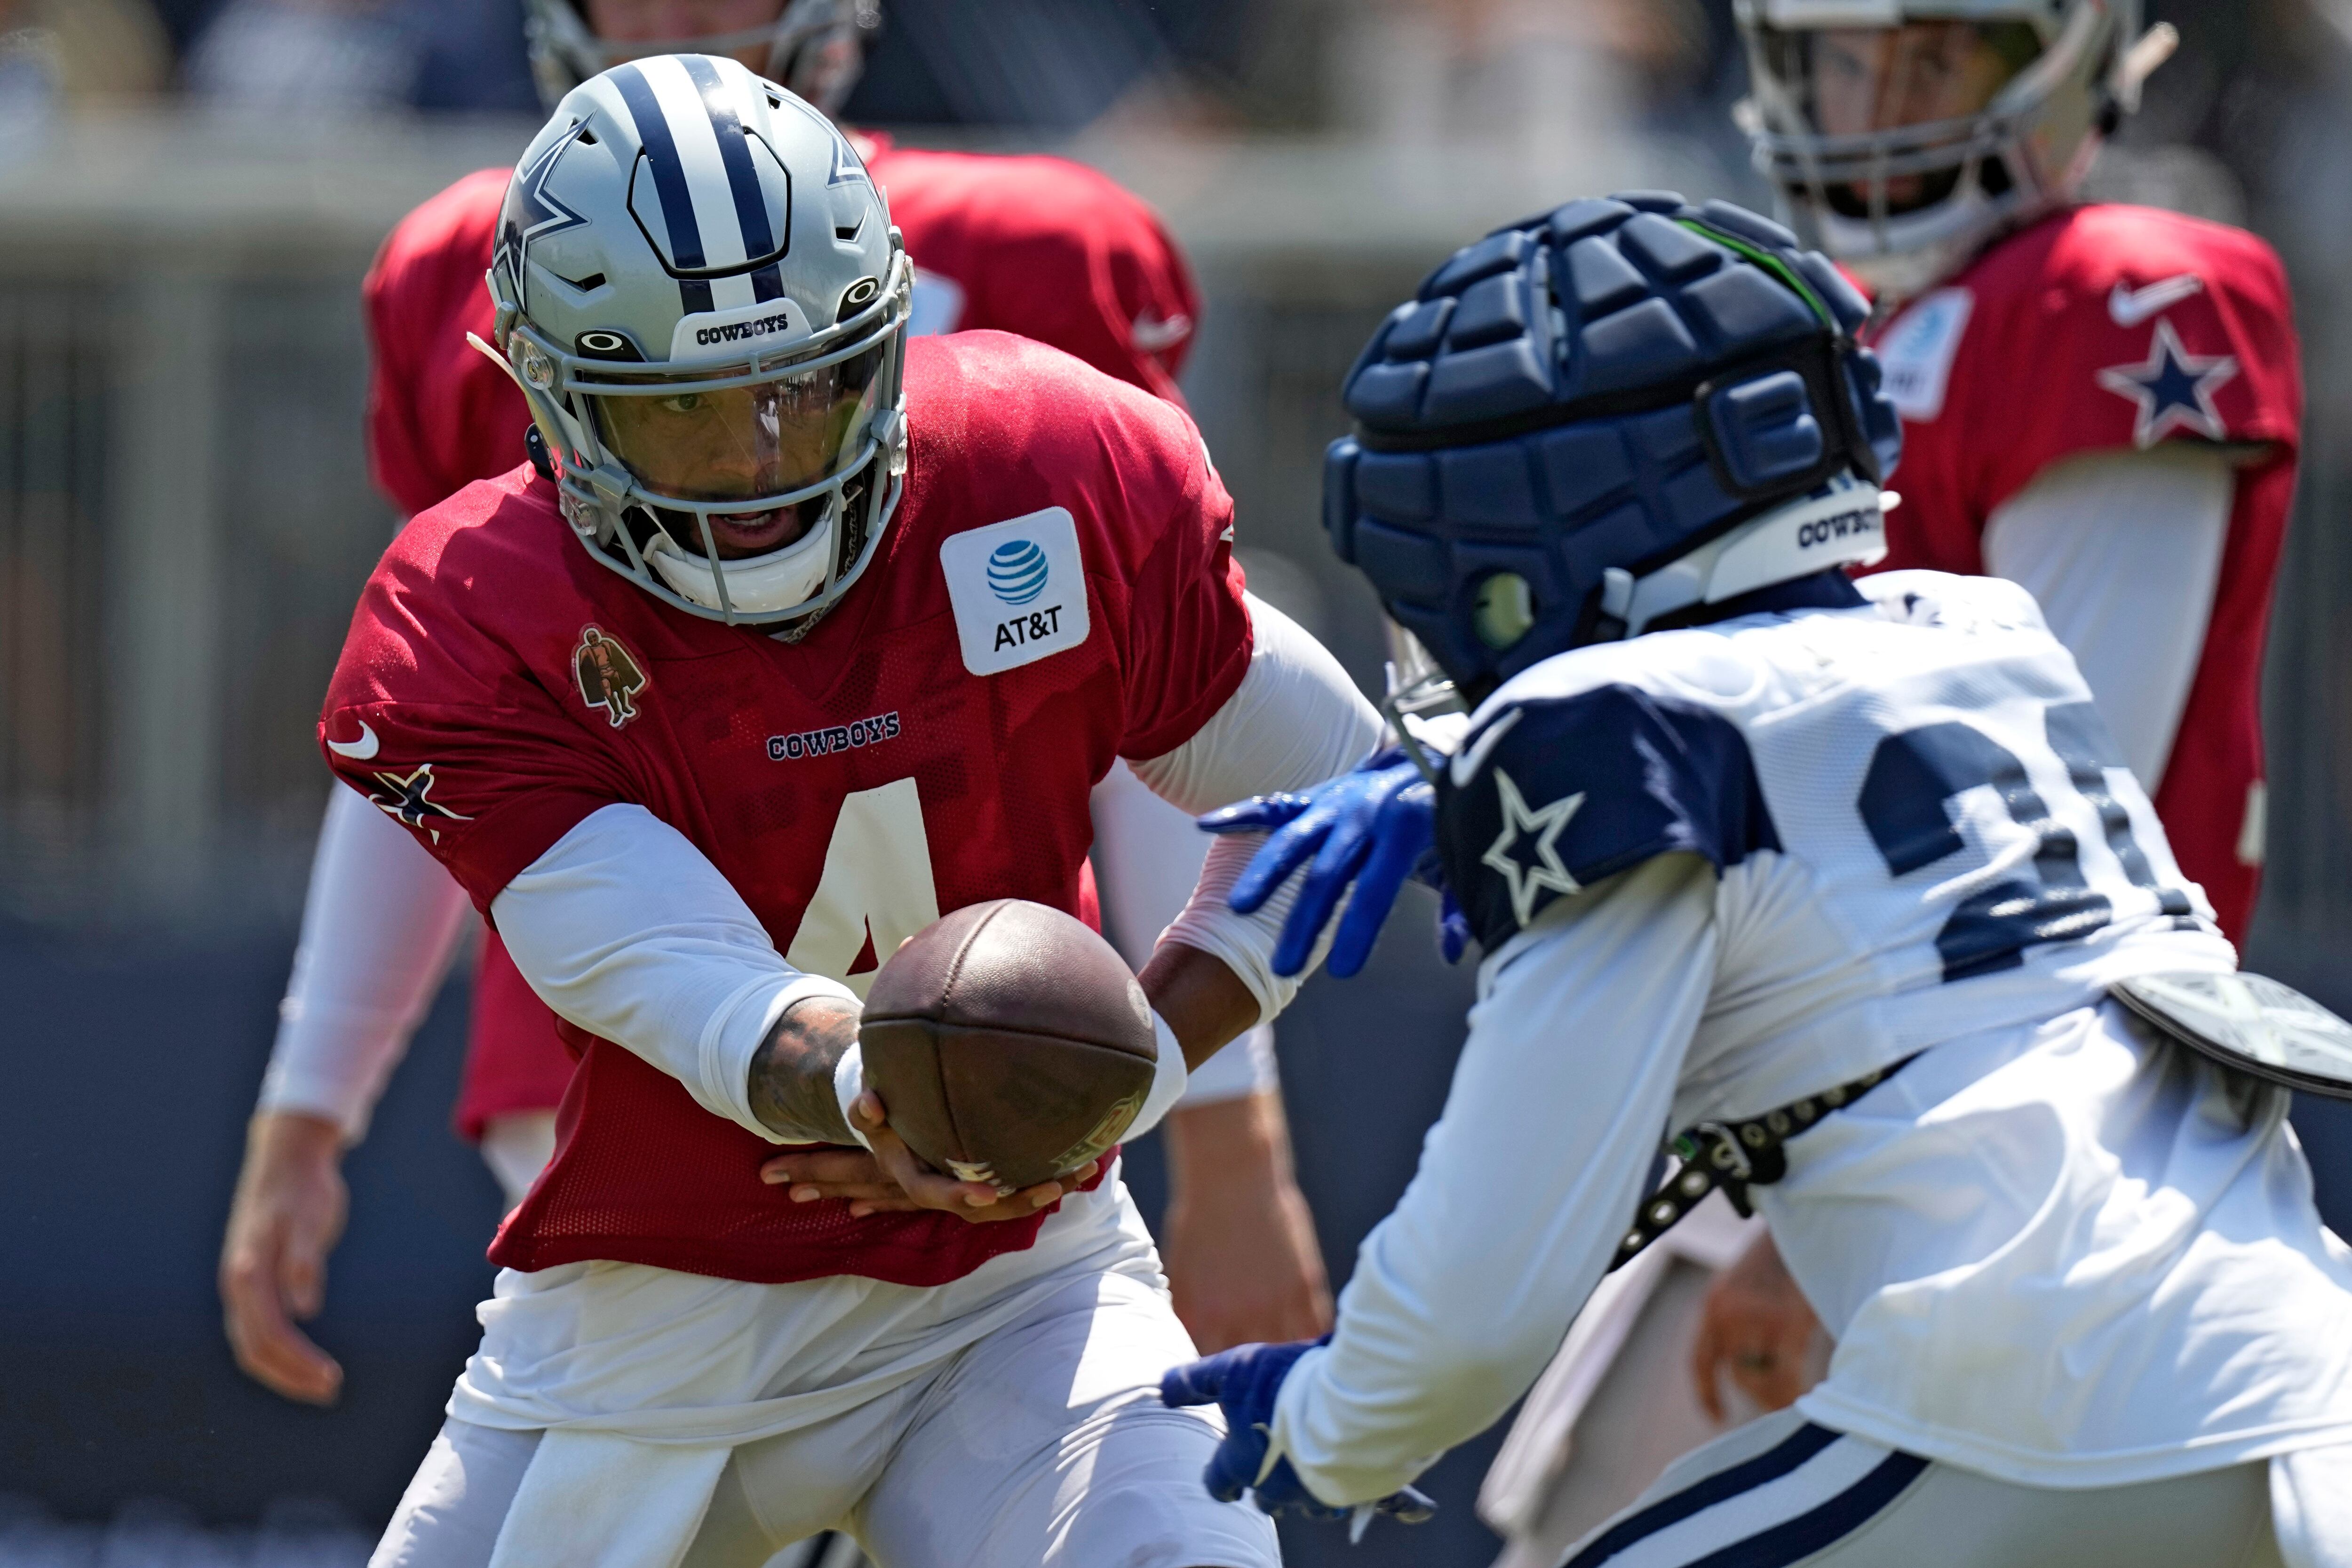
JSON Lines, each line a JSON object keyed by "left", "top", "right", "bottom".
{"left": 1733, "top": 0, "right": 2176, "bottom": 302}
{"left": 524, "top": 0, "right": 879, "bottom": 114}
{"left": 488, "top": 53, "right": 912, "bottom": 629}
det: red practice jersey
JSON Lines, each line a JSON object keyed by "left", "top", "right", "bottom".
{"left": 322, "top": 334, "right": 1249, "bottom": 1285}
{"left": 1863, "top": 205, "right": 2301, "bottom": 938}
{"left": 358, "top": 142, "right": 1201, "bottom": 1138}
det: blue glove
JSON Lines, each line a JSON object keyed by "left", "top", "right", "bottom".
{"left": 1198, "top": 750, "right": 1439, "bottom": 979}
{"left": 1160, "top": 1338, "right": 1437, "bottom": 1535}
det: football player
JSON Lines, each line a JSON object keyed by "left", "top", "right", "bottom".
{"left": 337, "top": 60, "right": 1381, "bottom": 1567}
{"left": 1456, "top": 8, "right": 2309, "bottom": 1548}
{"left": 218, "top": 0, "right": 1327, "bottom": 1417}
{"left": 1164, "top": 193, "right": 2352, "bottom": 1567}
{"left": 1699, "top": 0, "right": 2302, "bottom": 1455}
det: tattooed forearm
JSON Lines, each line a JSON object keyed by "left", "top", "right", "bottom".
{"left": 747, "top": 997, "right": 862, "bottom": 1144}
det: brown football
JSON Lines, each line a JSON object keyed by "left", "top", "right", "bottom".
{"left": 858, "top": 899, "right": 1158, "bottom": 1193}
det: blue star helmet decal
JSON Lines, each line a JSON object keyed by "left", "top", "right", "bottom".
{"left": 497, "top": 122, "right": 595, "bottom": 309}
{"left": 2096, "top": 318, "right": 2239, "bottom": 449}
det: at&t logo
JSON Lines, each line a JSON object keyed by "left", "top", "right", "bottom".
{"left": 987, "top": 539, "right": 1050, "bottom": 605}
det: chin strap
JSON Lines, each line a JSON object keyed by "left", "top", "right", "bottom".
{"left": 1598, "top": 480, "right": 1896, "bottom": 640}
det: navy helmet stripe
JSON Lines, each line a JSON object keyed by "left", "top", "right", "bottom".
{"left": 749, "top": 263, "right": 787, "bottom": 303}
{"left": 610, "top": 61, "right": 709, "bottom": 314}
{"left": 677, "top": 53, "right": 785, "bottom": 273}
{"left": 1563, "top": 1423, "right": 1841, "bottom": 1567}
{"left": 1686, "top": 1452, "right": 1928, "bottom": 1568}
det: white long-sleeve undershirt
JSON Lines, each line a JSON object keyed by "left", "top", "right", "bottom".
{"left": 256, "top": 786, "right": 473, "bottom": 1141}
{"left": 1143, "top": 593, "right": 1383, "bottom": 1024}
{"left": 1089, "top": 760, "right": 1277, "bottom": 1105}
{"left": 1269, "top": 853, "right": 1718, "bottom": 1506}
{"left": 492, "top": 804, "right": 858, "bottom": 1143}
{"left": 1981, "top": 445, "right": 2233, "bottom": 790}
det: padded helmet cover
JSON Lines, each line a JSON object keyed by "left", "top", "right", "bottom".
{"left": 1325, "top": 192, "right": 1902, "bottom": 695}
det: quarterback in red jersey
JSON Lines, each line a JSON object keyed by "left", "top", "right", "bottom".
{"left": 1475, "top": 5, "right": 2309, "bottom": 1561}
{"left": 336, "top": 59, "right": 1377, "bottom": 1566}
{"left": 221, "top": 0, "right": 1331, "bottom": 1417}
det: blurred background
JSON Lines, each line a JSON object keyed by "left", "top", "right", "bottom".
{"left": 1, "top": 0, "right": 2348, "bottom": 1564}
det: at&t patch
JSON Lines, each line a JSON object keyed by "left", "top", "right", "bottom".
{"left": 939, "top": 507, "right": 1091, "bottom": 677}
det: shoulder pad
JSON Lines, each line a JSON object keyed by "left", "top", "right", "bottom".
{"left": 1857, "top": 569, "right": 2048, "bottom": 635}
{"left": 1437, "top": 679, "right": 1778, "bottom": 951}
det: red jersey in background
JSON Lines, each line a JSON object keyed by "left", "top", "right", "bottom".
{"left": 1864, "top": 205, "right": 2301, "bottom": 938}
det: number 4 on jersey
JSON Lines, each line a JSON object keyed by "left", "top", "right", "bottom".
{"left": 1861, "top": 700, "right": 2194, "bottom": 982}
{"left": 785, "top": 777, "right": 942, "bottom": 998}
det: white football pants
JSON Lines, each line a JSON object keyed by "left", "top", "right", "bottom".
{"left": 1552, "top": 1406, "right": 2291, "bottom": 1568}
{"left": 368, "top": 1271, "right": 1279, "bottom": 1568}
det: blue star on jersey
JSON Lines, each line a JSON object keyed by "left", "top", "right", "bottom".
{"left": 2096, "top": 318, "right": 2239, "bottom": 449}
{"left": 1482, "top": 770, "right": 1585, "bottom": 929}
{"left": 367, "top": 764, "right": 472, "bottom": 844}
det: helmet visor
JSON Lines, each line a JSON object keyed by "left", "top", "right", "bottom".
{"left": 587, "top": 341, "right": 887, "bottom": 505}
{"left": 1759, "top": 21, "right": 2042, "bottom": 137}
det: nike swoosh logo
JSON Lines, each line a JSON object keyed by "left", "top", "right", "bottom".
{"left": 1132, "top": 311, "right": 1192, "bottom": 354}
{"left": 1449, "top": 706, "right": 1524, "bottom": 789}
{"left": 2109, "top": 274, "right": 2202, "bottom": 327}
{"left": 326, "top": 721, "right": 380, "bottom": 760}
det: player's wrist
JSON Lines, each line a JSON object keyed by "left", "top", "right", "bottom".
{"left": 747, "top": 993, "right": 863, "bottom": 1146}
{"left": 247, "top": 1107, "right": 349, "bottom": 1166}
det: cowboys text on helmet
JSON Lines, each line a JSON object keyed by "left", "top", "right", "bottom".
{"left": 488, "top": 52, "right": 911, "bottom": 628}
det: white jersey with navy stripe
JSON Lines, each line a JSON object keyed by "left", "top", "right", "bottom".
{"left": 1266, "top": 571, "right": 2352, "bottom": 1515}
{"left": 1437, "top": 568, "right": 2232, "bottom": 1132}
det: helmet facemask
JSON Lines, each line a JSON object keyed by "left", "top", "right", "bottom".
{"left": 524, "top": 0, "right": 879, "bottom": 113}
{"left": 501, "top": 257, "right": 912, "bottom": 629}
{"left": 1734, "top": 0, "right": 2161, "bottom": 302}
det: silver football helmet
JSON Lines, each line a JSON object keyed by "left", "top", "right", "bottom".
{"left": 524, "top": 0, "right": 879, "bottom": 114}
{"left": 1733, "top": 0, "right": 2176, "bottom": 302}
{"left": 487, "top": 53, "right": 912, "bottom": 629}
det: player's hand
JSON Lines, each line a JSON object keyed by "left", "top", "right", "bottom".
{"left": 1160, "top": 1094, "right": 1332, "bottom": 1352}
{"left": 849, "top": 1091, "right": 1097, "bottom": 1225}
{"left": 757, "top": 1147, "right": 920, "bottom": 1217}
{"left": 219, "top": 1110, "right": 349, "bottom": 1405}
{"left": 1691, "top": 1229, "right": 1823, "bottom": 1422}
{"left": 1160, "top": 1339, "right": 1437, "bottom": 1534}
{"left": 1200, "top": 748, "right": 1438, "bottom": 979}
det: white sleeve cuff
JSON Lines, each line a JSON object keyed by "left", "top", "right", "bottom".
{"left": 1123, "top": 1011, "right": 1191, "bottom": 1143}
{"left": 1175, "top": 1020, "right": 1277, "bottom": 1107}
{"left": 833, "top": 1038, "right": 875, "bottom": 1150}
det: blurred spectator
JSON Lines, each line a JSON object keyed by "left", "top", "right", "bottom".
{"left": 1327, "top": 0, "right": 1708, "bottom": 163}
{"left": 0, "top": 0, "right": 170, "bottom": 129}
{"left": 185, "top": 0, "right": 422, "bottom": 115}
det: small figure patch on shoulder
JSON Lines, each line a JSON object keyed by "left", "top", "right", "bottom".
{"left": 574, "top": 625, "right": 650, "bottom": 728}
{"left": 940, "top": 507, "right": 1091, "bottom": 677}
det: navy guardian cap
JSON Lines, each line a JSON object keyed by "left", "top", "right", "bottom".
{"left": 1325, "top": 192, "right": 1903, "bottom": 700}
